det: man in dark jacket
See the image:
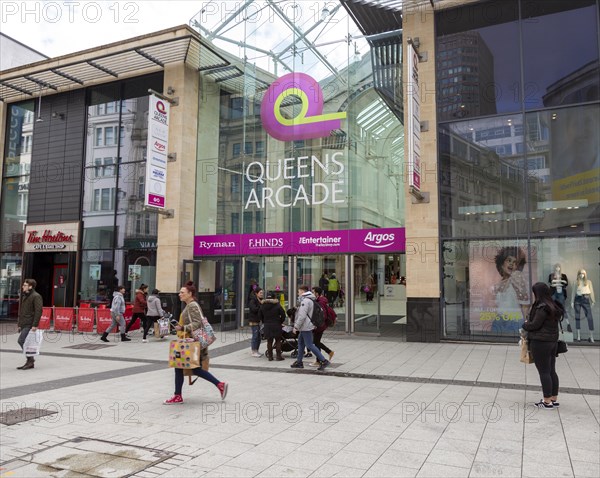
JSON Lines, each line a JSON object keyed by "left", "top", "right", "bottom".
{"left": 17, "top": 278, "right": 43, "bottom": 370}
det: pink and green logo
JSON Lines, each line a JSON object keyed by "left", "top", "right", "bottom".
{"left": 261, "top": 72, "right": 346, "bottom": 141}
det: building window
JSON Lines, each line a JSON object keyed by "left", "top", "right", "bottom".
{"left": 22, "top": 135, "right": 32, "bottom": 154}
{"left": 93, "top": 188, "right": 115, "bottom": 211}
{"left": 244, "top": 142, "right": 253, "bottom": 154}
{"left": 233, "top": 143, "right": 241, "bottom": 157}
{"left": 95, "top": 126, "right": 118, "bottom": 146}
{"left": 231, "top": 175, "right": 240, "bottom": 194}
{"left": 94, "top": 158, "right": 115, "bottom": 177}
{"left": 255, "top": 141, "right": 264, "bottom": 156}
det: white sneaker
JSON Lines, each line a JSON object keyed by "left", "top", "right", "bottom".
{"left": 142, "top": 339, "right": 148, "bottom": 343}
{"left": 251, "top": 352, "right": 262, "bottom": 357}
{"left": 308, "top": 361, "right": 319, "bottom": 367}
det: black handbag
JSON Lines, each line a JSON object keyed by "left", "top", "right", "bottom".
{"left": 557, "top": 320, "right": 568, "bottom": 355}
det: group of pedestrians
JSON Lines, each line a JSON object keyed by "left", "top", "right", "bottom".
{"left": 319, "top": 272, "right": 340, "bottom": 307}
{"left": 101, "top": 284, "right": 166, "bottom": 343}
{"left": 13, "top": 277, "right": 568, "bottom": 410}
{"left": 247, "top": 284, "right": 335, "bottom": 372}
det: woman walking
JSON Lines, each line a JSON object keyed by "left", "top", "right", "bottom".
{"left": 310, "top": 287, "right": 335, "bottom": 366}
{"left": 248, "top": 287, "right": 264, "bottom": 357}
{"left": 145, "top": 288, "right": 165, "bottom": 342}
{"left": 164, "top": 281, "right": 228, "bottom": 404}
{"left": 522, "top": 282, "right": 564, "bottom": 409}
{"left": 259, "top": 292, "right": 287, "bottom": 361}
{"left": 125, "top": 284, "right": 148, "bottom": 335}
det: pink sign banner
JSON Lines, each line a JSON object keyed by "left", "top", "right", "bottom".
{"left": 195, "top": 228, "right": 405, "bottom": 256}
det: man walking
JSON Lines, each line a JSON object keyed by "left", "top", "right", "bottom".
{"left": 17, "top": 279, "right": 43, "bottom": 370}
{"left": 290, "top": 285, "right": 330, "bottom": 371}
{"left": 101, "top": 286, "right": 131, "bottom": 342}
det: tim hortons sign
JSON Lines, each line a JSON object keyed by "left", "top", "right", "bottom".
{"left": 24, "top": 222, "right": 79, "bottom": 252}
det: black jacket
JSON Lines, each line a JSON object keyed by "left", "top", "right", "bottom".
{"left": 18, "top": 289, "right": 43, "bottom": 329}
{"left": 248, "top": 294, "right": 262, "bottom": 325}
{"left": 258, "top": 299, "right": 286, "bottom": 326}
{"left": 522, "top": 303, "right": 560, "bottom": 342}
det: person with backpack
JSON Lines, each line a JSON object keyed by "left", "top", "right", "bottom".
{"left": 310, "top": 287, "right": 335, "bottom": 366}
{"left": 290, "top": 285, "right": 330, "bottom": 371}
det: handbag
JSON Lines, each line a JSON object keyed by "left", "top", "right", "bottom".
{"left": 557, "top": 320, "right": 568, "bottom": 355}
{"left": 185, "top": 302, "right": 217, "bottom": 348}
{"left": 168, "top": 339, "right": 201, "bottom": 368}
{"left": 519, "top": 336, "right": 534, "bottom": 364}
{"left": 23, "top": 329, "right": 44, "bottom": 357}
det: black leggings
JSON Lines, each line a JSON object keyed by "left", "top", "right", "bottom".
{"left": 313, "top": 330, "right": 332, "bottom": 355}
{"left": 126, "top": 312, "right": 145, "bottom": 333}
{"left": 143, "top": 315, "right": 160, "bottom": 339}
{"left": 530, "top": 340, "right": 559, "bottom": 398}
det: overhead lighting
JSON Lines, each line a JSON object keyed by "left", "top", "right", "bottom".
{"left": 321, "top": 3, "right": 330, "bottom": 21}
{"left": 537, "top": 200, "right": 588, "bottom": 211}
{"left": 459, "top": 204, "right": 503, "bottom": 215}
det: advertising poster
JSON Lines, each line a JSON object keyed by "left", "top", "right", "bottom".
{"left": 89, "top": 264, "right": 101, "bottom": 281}
{"left": 469, "top": 242, "right": 538, "bottom": 333}
{"left": 145, "top": 94, "right": 169, "bottom": 209}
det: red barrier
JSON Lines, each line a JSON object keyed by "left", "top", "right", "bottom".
{"left": 77, "top": 308, "right": 95, "bottom": 333}
{"left": 54, "top": 307, "right": 75, "bottom": 331}
{"left": 38, "top": 307, "right": 52, "bottom": 330}
{"left": 96, "top": 309, "right": 113, "bottom": 334}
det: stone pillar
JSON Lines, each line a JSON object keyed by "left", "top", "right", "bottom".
{"left": 155, "top": 62, "right": 199, "bottom": 293}
{"left": 403, "top": 4, "right": 441, "bottom": 342}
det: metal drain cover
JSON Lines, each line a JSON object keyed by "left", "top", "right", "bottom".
{"left": 63, "top": 343, "right": 115, "bottom": 350}
{"left": 0, "top": 407, "right": 58, "bottom": 425}
{"left": 1, "top": 437, "right": 176, "bottom": 477}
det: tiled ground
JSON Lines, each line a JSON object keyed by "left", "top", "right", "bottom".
{"left": 1, "top": 328, "right": 599, "bottom": 477}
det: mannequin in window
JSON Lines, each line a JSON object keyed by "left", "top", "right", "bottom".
{"left": 548, "top": 263, "right": 572, "bottom": 332}
{"left": 571, "top": 269, "right": 595, "bottom": 342}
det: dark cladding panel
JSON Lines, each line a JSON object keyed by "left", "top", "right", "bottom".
{"left": 28, "top": 90, "right": 85, "bottom": 223}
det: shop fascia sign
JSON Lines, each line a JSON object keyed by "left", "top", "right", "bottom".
{"left": 195, "top": 228, "right": 405, "bottom": 256}
{"left": 248, "top": 72, "right": 347, "bottom": 210}
{"left": 24, "top": 222, "right": 79, "bottom": 252}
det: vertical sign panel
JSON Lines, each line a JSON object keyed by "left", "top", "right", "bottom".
{"left": 407, "top": 41, "right": 421, "bottom": 193}
{"left": 145, "top": 95, "right": 169, "bottom": 209}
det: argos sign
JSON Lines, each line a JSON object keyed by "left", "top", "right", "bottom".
{"left": 261, "top": 73, "right": 346, "bottom": 141}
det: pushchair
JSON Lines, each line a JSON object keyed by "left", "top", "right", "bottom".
{"left": 284, "top": 307, "right": 312, "bottom": 359}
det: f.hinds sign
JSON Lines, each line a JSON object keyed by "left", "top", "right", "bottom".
{"left": 24, "top": 222, "right": 79, "bottom": 252}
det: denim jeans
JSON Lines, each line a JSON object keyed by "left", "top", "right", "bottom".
{"left": 296, "top": 330, "right": 326, "bottom": 364}
{"left": 174, "top": 367, "right": 220, "bottom": 395}
{"left": 551, "top": 292, "right": 568, "bottom": 318}
{"left": 574, "top": 296, "right": 594, "bottom": 331}
{"left": 251, "top": 325, "right": 261, "bottom": 351}
{"left": 17, "top": 326, "right": 31, "bottom": 350}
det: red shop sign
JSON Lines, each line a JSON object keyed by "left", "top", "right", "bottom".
{"left": 54, "top": 307, "right": 75, "bottom": 331}
{"left": 96, "top": 309, "right": 113, "bottom": 334}
{"left": 77, "top": 308, "right": 95, "bottom": 333}
{"left": 38, "top": 307, "right": 52, "bottom": 330}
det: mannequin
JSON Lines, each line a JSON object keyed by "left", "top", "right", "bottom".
{"left": 571, "top": 269, "right": 595, "bottom": 342}
{"left": 548, "top": 263, "right": 572, "bottom": 332}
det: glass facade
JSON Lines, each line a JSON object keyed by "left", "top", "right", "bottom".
{"left": 80, "top": 75, "right": 162, "bottom": 305}
{"left": 1, "top": 101, "right": 34, "bottom": 317}
{"left": 437, "top": 0, "right": 600, "bottom": 341}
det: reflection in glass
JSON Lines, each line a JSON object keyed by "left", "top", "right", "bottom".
{"left": 439, "top": 114, "right": 532, "bottom": 237}
{"left": 523, "top": 0, "right": 599, "bottom": 110}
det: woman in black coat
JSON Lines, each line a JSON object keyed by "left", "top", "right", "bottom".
{"left": 259, "top": 292, "right": 286, "bottom": 361}
{"left": 522, "top": 282, "right": 564, "bottom": 410}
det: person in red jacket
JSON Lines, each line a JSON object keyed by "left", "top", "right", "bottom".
{"left": 125, "top": 284, "right": 148, "bottom": 336}
{"left": 310, "top": 287, "right": 335, "bottom": 366}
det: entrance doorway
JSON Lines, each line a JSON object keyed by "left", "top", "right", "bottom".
{"left": 183, "top": 258, "right": 241, "bottom": 331}
{"left": 352, "top": 253, "right": 406, "bottom": 338}
{"left": 52, "top": 265, "right": 68, "bottom": 307}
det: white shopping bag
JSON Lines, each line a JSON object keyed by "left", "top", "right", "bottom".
{"left": 23, "top": 329, "right": 44, "bottom": 357}
{"left": 157, "top": 318, "right": 170, "bottom": 336}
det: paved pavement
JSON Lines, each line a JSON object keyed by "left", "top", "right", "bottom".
{"left": 0, "top": 326, "right": 599, "bottom": 477}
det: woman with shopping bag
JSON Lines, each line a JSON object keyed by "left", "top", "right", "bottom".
{"left": 164, "top": 281, "right": 228, "bottom": 404}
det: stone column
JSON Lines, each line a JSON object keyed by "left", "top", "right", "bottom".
{"left": 403, "top": 4, "right": 441, "bottom": 342}
{"left": 155, "top": 62, "right": 199, "bottom": 293}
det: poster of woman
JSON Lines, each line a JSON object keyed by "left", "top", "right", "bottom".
{"left": 469, "top": 243, "right": 537, "bottom": 334}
